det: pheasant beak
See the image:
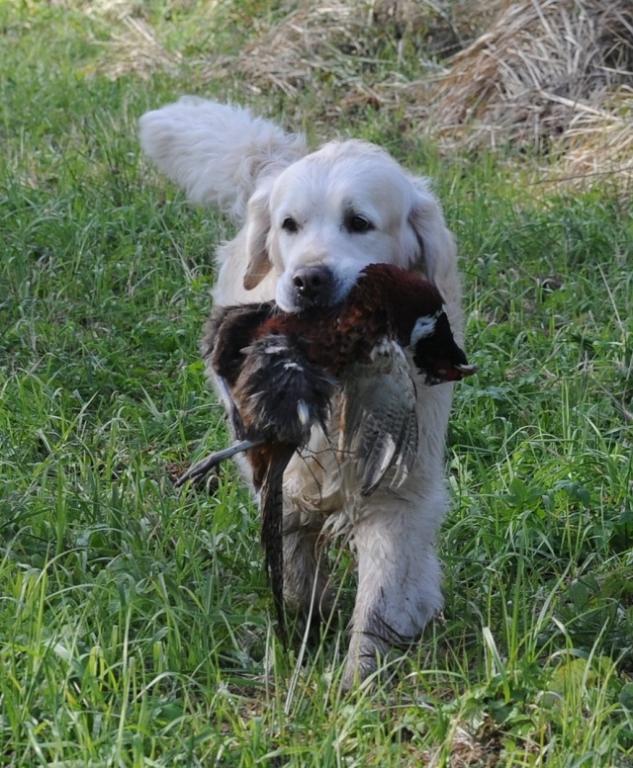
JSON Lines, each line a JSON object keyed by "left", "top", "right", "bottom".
{"left": 455, "top": 363, "right": 478, "bottom": 378}
{"left": 422, "top": 359, "right": 477, "bottom": 384}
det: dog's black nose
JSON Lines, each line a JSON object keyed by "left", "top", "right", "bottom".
{"left": 292, "top": 266, "right": 334, "bottom": 308}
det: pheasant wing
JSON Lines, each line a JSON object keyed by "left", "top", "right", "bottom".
{"left": 340, "top": 340, "right": 418, "bottom": 497}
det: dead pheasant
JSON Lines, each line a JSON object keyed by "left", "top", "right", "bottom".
{"left": 177, "top": 263, "right": 476, "bottom": 638}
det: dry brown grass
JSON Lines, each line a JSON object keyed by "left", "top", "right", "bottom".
{"left": 204, "top": 0, "right": 493, "bottom": 122}
{"left": 204, "top": 0, "right": 397, "bottom": 123}
{"left": 217, "top": 0, "right": 633, "bottom": 184}
{"left": 81, "top": 0, "right": 633, "bottom": 185}
{"left": 225, "top": 2, "right": 371, "bottom": 96}
{"left": 431, "top": 0, "right": 633, "bottom": 185}
{"left": 561, "top": 86, "right": 633, "bottom": 184}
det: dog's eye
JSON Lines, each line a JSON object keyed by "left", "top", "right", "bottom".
{"left": 281, "top": 217, "right": 299, "bottom": 234}
{"left": 345, "top": 213, "right": 374, "bottom": 234}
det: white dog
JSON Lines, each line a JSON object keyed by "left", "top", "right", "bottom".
{"left": 139, "top": 98, "right": 464, "bottom": 688}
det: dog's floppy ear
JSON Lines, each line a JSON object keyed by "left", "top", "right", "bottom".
{"left": 406, "top": 176, "right": 463, "bottom": 342}
{"left": 243, "top": 182, "right": 273, "bottom": 290}
{"left": 406, "top": 177, "right": 457, "bottom": 287}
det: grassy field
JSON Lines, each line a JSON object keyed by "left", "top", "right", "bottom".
{"left": 1, "top": 2, "right": 632, "bottom": 766}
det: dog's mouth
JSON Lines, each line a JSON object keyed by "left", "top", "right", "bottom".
{"left": 277, "top": 273, "right": 347, "bottom": 313}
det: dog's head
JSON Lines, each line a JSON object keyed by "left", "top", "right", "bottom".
{"left": 242, "top": 140, "right": 456, "bottom": 313}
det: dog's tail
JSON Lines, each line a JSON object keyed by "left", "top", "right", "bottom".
{"left": 139, "top": 97, "right": 306, "bottom": 222}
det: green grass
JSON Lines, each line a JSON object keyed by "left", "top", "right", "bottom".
{"left": 1, "top": 2, "right": 632, "bottom": 766}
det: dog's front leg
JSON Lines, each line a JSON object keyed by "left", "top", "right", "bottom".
{"left": 341, "top": 486, "right": 447, "bottom": 689}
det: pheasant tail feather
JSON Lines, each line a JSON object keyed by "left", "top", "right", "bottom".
{"left": 260, "top": 445, "right": 295, "bottom": 645}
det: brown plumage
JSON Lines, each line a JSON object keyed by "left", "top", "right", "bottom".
{"left": 257, "top": 264, "right": 468, "bottom": 382}
{"left": 177, "top": 263, "right": 476, "bottom": 639}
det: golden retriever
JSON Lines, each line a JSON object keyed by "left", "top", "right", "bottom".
{"left": 140, "top": 97, "right": 464, "bottom": 687}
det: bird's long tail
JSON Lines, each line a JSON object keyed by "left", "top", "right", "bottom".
{"left": 260, "top": 444, "right": 295, "bottom": 646}
{"left": 175, "top": 439, "right": 262, "bottom": 487}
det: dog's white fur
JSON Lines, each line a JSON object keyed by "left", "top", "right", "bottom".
{"left": 140, "top": 98, "right": 463, "bottom": 687}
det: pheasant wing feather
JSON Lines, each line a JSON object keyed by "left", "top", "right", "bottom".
{"left": 340, "top": 341, "right": 418, "bottom": 497}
